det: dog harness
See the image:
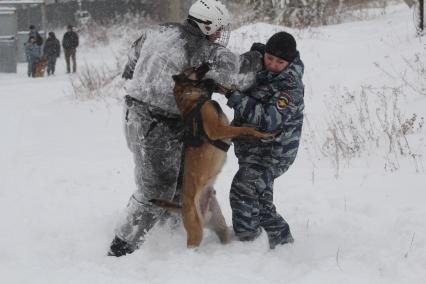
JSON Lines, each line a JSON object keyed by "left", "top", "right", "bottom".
{"left": 183, "top": 97, "right": 231, "bottom": 152}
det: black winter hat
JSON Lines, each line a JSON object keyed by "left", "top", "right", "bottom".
{"left": 265, "top": 31, "right": 297, "bottom": 62}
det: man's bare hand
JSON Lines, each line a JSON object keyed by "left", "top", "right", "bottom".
{"left": 242, "top": 128, "right": 280, "bottom": 141}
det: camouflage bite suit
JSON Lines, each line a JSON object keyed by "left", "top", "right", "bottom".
{"left": 114, "top": 21, "right": 262, "bottom": 250}
{"left": 117, "top": 97, "right": 184, "bottom": 248}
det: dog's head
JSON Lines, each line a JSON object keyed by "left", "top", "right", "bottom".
{"left": 39, "top": 57, "right": 49, "bottom": 65}
{"left": 172, "top": 63, "right": 218, "bottom": 100}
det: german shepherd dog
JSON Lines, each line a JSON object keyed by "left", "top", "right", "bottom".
{"left": 33, "top": 57, "right": 48, "bottom": 78}
{"left": 151, "top": 63, "right": 274, "bottom": 248}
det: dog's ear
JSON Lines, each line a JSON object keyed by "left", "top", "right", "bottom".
{"left": 172, "top": 74, "right": 184, "bottom": 83}
{"left": 195, "top": 62, "right": 211, "bottom": 80}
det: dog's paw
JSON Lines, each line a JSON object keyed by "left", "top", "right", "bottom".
{"left": 252, "top": 130, "right": 276, "bottom": 140}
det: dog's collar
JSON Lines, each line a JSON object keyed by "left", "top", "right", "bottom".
{"left": 183, "top": 98, "right": 229, "bottom": 152}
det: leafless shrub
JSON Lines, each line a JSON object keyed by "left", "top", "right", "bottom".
{"left": 318, "top": 85, "right": 424, "bottom": 176}
{"left": 78, "top": 12, "right": 158, "bottom": 48}
{"left": 230, "top": 0, "right": 400, "bottom": 28}
{"left": 302, "top": 48, "right": 426, "bottom": 176}
{"left": 374, "top": 52, "right": 426, "bottom": 97}
{"left": 78, "top": 20, "right": 109, "bottom": 47}
{"left": 374, "top": 86, "right": 424, "bottom": 172}
{"left": 107, "top": 12, "right": 158, "bottom": 45}
{"left": 70, "top": 57, "right": 123, "bottom": 101}
{"left": 70, "top": 13, "right": 158, "bottom": 101}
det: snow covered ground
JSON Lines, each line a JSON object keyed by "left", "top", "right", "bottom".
{"left": 1, "top": 4, "right": 425, "bottom": 283}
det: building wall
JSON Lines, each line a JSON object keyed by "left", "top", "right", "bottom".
{"left": 0, "top": 7, "right": 17, "bottom": 36}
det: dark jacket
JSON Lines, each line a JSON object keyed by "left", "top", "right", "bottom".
{"left": 62, "top": 31, "right": 79, "bottom": 49}
{"left": 44, "top": 37, "right": 61, "bottom": 57}
{"left": 29, "top": 30, "right": 43, "bottom": 46}
{"left": 227, "top": 52, "right": 305, "bottom": 174}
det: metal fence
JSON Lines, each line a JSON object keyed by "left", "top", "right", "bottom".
{"left": 0, "top": 7, "right": 17, "bottom": 36}
{"left": 0, "top": 7, "right": 17, "bottom": 73}
{"left": 0, "top": 36, "right": 17, "bottom": 73}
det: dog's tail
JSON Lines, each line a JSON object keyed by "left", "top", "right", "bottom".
{"left": 150, "top": 199, "right": 182, "bottom": 213}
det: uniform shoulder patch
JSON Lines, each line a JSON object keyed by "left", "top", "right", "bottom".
{"left": 277, "top": 92, "right": 292, "bottom": 110}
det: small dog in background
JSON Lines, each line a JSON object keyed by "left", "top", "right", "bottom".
{"left": 33, "top": 57, "right": 48, "bottom": 78}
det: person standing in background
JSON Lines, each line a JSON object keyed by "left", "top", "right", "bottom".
{"left": 25, "top": 36, "right": 41, "bottom": 77}
{"left": 28, "top": 25, "right": 43, "bottom": 46}
{"left": 43, "top": 32, "right": 61, "bottom": 76}
{"left": 62, "top": 25, "right": 79, "bottom": 73}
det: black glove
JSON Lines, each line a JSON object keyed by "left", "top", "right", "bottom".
{"left": 250, "top": 42, "right": 265, "bottom": 56}
{"left": 215, "top": 84, "right": 236, "bottom": 98}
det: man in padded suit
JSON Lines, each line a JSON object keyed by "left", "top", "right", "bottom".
{"left": 108, "top": 0, "right": 264, "bottom": 256}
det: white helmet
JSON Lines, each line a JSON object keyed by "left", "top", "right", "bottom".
{"left": 188, "top": 0, "right": 231, "bottom": 36}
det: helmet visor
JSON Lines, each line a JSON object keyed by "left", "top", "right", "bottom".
{"left": 209, "top": 24, "right": 230, "bottom": 47}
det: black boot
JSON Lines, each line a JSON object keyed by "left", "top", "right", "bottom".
{"left": 107, "top": 236, "right": 136, "bottom": 257}
{"left": 269, "top": 229, "right": 294, "bottom": 249}
{"left": 237, "top": 227, "right": 262, "bottom": 242}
